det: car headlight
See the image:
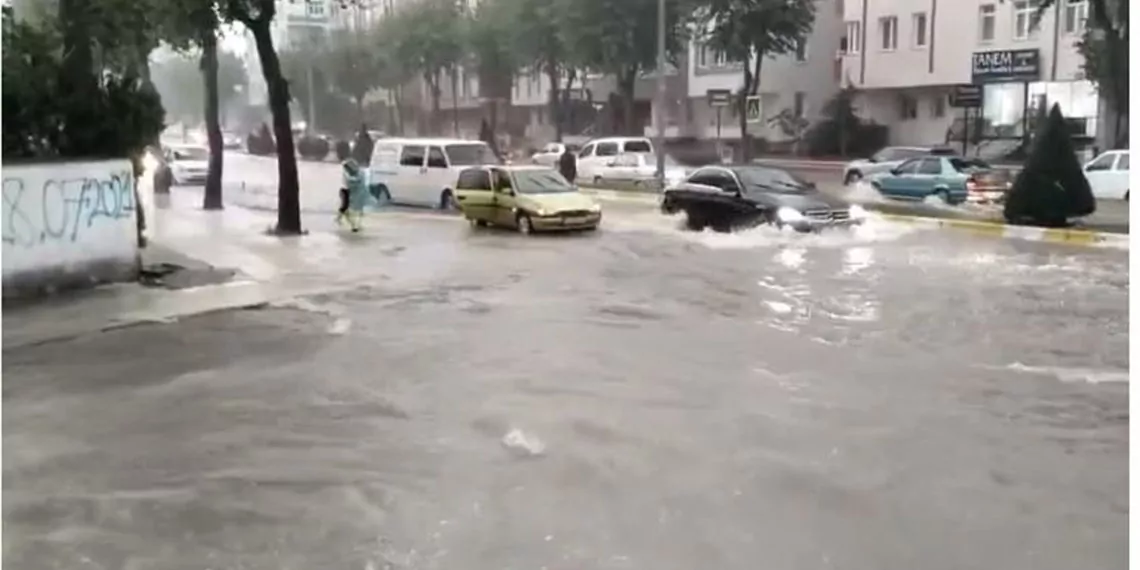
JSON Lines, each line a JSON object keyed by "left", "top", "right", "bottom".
{"left": 848, "top": 204, "right": 868, "bottom": 219}
{"left": 536, "top": 208, "right": 549, "bottom": 217}
{"left": 589, "top": 203, "right": 601, "bottom": 212}
{"left": 776, "top": 207, "right": 805, "bottom": 223}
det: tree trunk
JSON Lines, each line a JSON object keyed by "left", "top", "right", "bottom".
{"left": 426, "top": 73, "right": 442, "bottom": 135}
{"left": 737, "top": 52, "right": 761, "bottom": 162}
{"left": 250, "top": 21, "right": 303, "bottom": 235}
{"left": 450, "top": 68, "right": 460, "bottom": 136}
{"left": 545, "top": 60, "right": 563, "bottom": 141}
{"left": 618, "top": 70, "right": 638, "bottom": 136}
{"left": 201, "top": 33, "right": 225, "bottom": 211}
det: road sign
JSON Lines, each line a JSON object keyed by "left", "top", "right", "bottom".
{"left": 949, "top": 84, "right": 983, "bottom": 108}
{"left": 707, "top": 89, "right": 732, "bottom": 107}
{"left": 745, "top": 95, "right": 762, "bottom": 123}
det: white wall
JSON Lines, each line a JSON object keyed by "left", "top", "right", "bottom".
{"left": 2, "top": 160, "right": 140, "bottom": 296}
{"left": 843, "top": 0, "right": 1088, "bottom": 89}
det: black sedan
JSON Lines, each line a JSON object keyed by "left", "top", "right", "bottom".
{"left": 660, "top": 164, "right": 869, "bottom": 233}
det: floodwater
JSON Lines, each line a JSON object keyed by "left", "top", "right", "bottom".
{"left": 4, "top": 174, "right": 1129, "bottom": 569}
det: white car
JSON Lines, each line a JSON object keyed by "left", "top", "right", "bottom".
{"left": 592, "top": 152, "right": 688, "bottom": 190}
{"left": 530, "top": 142, "right": 579, "bottom": 167}
{"left": 842, "top": 146, "right": 955, "bottom": 185}
{"left": 576, "top": 137, "right": 655, "bottom": 181}
{"left": 368, "top": 137, "right": 499, "bottom": 208}
{"left": 1083, "top": 149, "right": 1130, "bottom": 201}
{"left": 166, "top": 144, "right": 210, "bottom": 185}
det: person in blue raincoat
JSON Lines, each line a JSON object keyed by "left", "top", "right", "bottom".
{"left": 338, "top": 158, "right": 372, "bottom": 232}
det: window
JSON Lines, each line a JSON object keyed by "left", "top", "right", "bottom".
{"left": 1085, "top": 153, "right": 1116, "bottom": 171}
{"left": 696, "top": 43, "right": 736, "bottom": 68}
{"left": 427, "top": 146, "right": 448, "bottom": 168}
{"left": 894, "top": 159, "right": 922, "bottom": 174}
{"left": 879, "top": 16, "right": 898, "bottom": 51}
{"left": 446, "top": 143, "right": 497, "bottom": 166}
{"left": 578, "top": 143, "right": 595, "bottom": 157}
{"left": 492, "top": 169, "right": 513, "bottom": 190}
{"left": 793, "top": 92, "right": 806, "bottom": 118}
{"left": 305, "top": 0, "right": 325, "bottom": 18}
{"left": 595, "top": 142, "right": 619, "bottom": 157}
{"left": 978, "top": 4, "right": 996, "bottom": 42}
{"left": 1064, "top": 0, "right": 1088, "bottom": 34}
{"left": 457, "top": 168, "right": 492, "bottom": 190}
{"left": 687, "top": 169, "right": 722, "bottom": 187}
{"left": 622, "top": 140, "right": 653, "bottom": 153}
{"left": 1116, "top": 153, "right": 1129, "bottom": 171}
{"left": 1013, "top": 0, "right": 1041, "bottom": 40}
{"left": 843, "top": 21, "right": 861, "bottom": 54}
{"left": 898, "top": 94, "right": 918, "bottom": 119}
{"left": 917, "top": 158, "right": 943, "bottom": 175}
{"left": 912, "top": 12, "right": 928, "bottom": 48}
{"left": 950, "top": 157, "right": 993, "bottom": 172}
{"left": 399, "top": 145, "right": 425, "bottom": 167}
{"left": 794, "top": 40, "right": 808, "bottom": 62}
{"left": 931, "top": 95, "right": 946, "bottom": 118}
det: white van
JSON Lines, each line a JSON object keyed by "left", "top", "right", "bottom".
{"left": 369, "top": 138, "right": 499, "bottom": 208}
{"left": 575, "top": 137, "right": 655, "bottom": 182}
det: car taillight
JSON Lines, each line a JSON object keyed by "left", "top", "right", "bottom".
{"left": 966, "top": 177, "right": 978, "bottom": 192}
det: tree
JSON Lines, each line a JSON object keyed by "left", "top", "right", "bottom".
{"left": 219, "top": 0, "right": 303, "bottom": 234}
{"left": 391, "top": 0, "right": 464, "bottom": 135}
{"left": 1030, "top": 0, "right": 1128, "bottom": 148}
{"left": 502, "top": 0, "right": 571, "bottom": 139}
{"left": 466, "top": 0, "right": 518, "bottom": 135}
{"left": 372, "top": 12, "right": 414, "bottom": 134}
{"left": 325, "top": 27, "right": 387, "bottom": 124}
{"left": 699, "top": 0, "right": 815, "bottom": 161}
{"left": 766, "top": 109, "right": 810, "bottom": 155}
{"left": 1003, "top": 104, "right": 1095, "bottom": 227}
{"left": 563, "top": 0, "right": 690, "bottom": 135}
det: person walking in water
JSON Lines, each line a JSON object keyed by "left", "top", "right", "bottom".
{"left": 338, "top": 158, "right": 370, "bottom": 232}
{"left": 558, "top": 145, "right": 577, "bottom": 185}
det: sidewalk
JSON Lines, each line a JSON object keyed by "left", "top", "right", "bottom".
{"left": 2, "top": 192, "right": 406, "bottom": 349}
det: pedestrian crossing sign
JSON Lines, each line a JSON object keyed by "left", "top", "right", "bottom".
{"left": 745, "top": 95, "right": 762, "bottom": 123}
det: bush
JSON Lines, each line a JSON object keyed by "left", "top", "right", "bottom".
{"left": 2, "top": 13, "right": 164, "bottom": 161}
{"left": 246, "top": 122, "right": 276, "bottom": 155}
{"left": 1003, "top": 104, "right": 1095, "bottom": 227}
{"left": 297, "top": 134, "right": 330, "bottom": 161}
{"left": 802, "top": 87, "right": 888, "bottom": 158}
{"left": 335, "top": 139, "right": 352, "bottom": 161}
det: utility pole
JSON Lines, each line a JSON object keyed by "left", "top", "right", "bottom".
{"left": 653, "top": 0, "right": 666, "bottom": 191}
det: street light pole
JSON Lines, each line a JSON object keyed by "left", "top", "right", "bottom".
{"left": 653, "top": 0, "right": 666, "bottom": 190}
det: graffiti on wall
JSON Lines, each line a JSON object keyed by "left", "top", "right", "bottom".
{"left": 2, "top": 169, "right": 135, "bottom": 247}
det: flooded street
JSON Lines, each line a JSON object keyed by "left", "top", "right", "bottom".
{"left": 4, "top": 183, "right": 1129, "bottom": 569}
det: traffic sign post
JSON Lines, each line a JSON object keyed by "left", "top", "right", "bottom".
{"left": 707, "top": 89, "right": 732, "bottom": 160}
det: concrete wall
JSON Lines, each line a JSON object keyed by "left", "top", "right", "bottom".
{"left": 2, "top": 160, "right": 140, "bottom": 298}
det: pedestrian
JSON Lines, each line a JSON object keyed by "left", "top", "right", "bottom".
{"left": 558, "top": 145, "right": 577, "bottom": 185}
{"left": 339, "top": 158, "right": 371, "bottom": 233}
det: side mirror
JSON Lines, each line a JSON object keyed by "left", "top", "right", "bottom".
{"left": 889, "top": 168, "right": 901, "bottom": 175}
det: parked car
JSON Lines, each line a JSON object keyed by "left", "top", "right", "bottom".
{"left": 530, "top": 142, "right": 580, "bottom": 167}
{"left": 660, "top": 164, "right": 867, "bottom": 233}
{"left": 454, "top": 165, "right": 602, "bottom": 234}
{"left": 222, "top": 132, "right": 242, "bottom": 150}
{"left": 590, "top": 152, "right": 688, "bottom": 190}
{"left": 868, "top": 155, "right": 1011, "bottom": 205}
{"left": 165, "top": 144, "right": 210, "bottom": 185}
{"left": 368, "top": 138, "right": 501, "bottom": 209}
{"left": 842, "top": 145, "right": 956, "bottom": 185}
{"left": 1083, "top": 149, "right": 1130, "bottom": 201}
{"left": 576, "top": 137, "right": 654, "bottom": 181}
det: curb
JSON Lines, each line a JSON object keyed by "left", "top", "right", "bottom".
{"left": 878, "top": 213, "right": 1129, "bottom": 249}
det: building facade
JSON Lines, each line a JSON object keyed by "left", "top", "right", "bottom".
{"left": 839, "top": 0, "right": 1101, "bottom": 150}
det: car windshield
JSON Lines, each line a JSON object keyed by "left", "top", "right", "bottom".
{"left": 172, "top": 147, "right": 208, "bottom": 160}
{"left": 734, "top": 167, "right": 810, "bottom": 193}
{"left": 446, "top": 143, "right": 498, "bottom": 166}
{"left": 513, "top": 170, "right": 577, "bottom": 194}
{"left": 950, "top": 158, "right": 992, "bottom": 172}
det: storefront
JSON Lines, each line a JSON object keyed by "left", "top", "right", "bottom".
{"left": 971, "top": 48, "right": 1098, "bottom": 142}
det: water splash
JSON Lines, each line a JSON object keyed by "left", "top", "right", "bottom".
{"left": 1004, "top": 362, "right": 1129, "bottom": 384}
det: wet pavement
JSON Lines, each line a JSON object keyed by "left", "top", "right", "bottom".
{"left": 3, "top": 156, "right": 1129, "bottom": 569}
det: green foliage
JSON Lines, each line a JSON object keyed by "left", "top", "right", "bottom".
{"left": 562, "top": 0, "right": 689, "bottom": 78}
{"left": 324, "top": 28, "right": 388, "bottom": 111}
{"left": 699, "top": 0, "right": 815, "bottom": 78}
{"left": 1003, "top": 104, "right": 1095, "bottom": 227}
{"left": 297, "top": 134, "right": 331, "bottom": 161}
{"left": 802, "top": 87, "right": 887, "bottom": 157}
{"left": 2, "top": 10, "right": 164, "bottom": 160}
{"left": 466, "top": 0, "right": 519, "bottom": 100}
{"left": 391, "top": 0, "right": 464, "bottom": 94}
{"left": 335, "top": 139, "right": 353, "bottom": 161}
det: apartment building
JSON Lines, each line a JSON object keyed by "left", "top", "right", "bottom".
{"left": 683, "top": 0, "right": 845, "bottom": 144}
{"left": 839, "top": 0, "right": 1101, "bottom": 149}
{"left": 243, "top": 0, "right": 335, "bottom": 107}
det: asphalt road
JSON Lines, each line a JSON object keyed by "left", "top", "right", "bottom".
{"left": 3, "top": 155, "right": 1128, "bottom": 569}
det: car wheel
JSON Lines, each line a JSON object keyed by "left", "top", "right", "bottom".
{"left": 934, "top": 189, "right": 952, "bottom": 204}
{"left": 439, "top": 189, "right": 456, "bottom": 211}
{"left": 684, "top": 212, "right": 706, "bottom": 231}
{"left": 844, "top": 170, "right": 862, "bottom": 185}
{"left": 516, "top": 213, "right": 534, "bottom": 235}
{"left": 592, "top": 176, "right": 602, "bottom": 187}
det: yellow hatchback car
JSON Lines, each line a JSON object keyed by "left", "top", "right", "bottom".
{"left": 454, "top": 165, "right": 602, "bottom": 234}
